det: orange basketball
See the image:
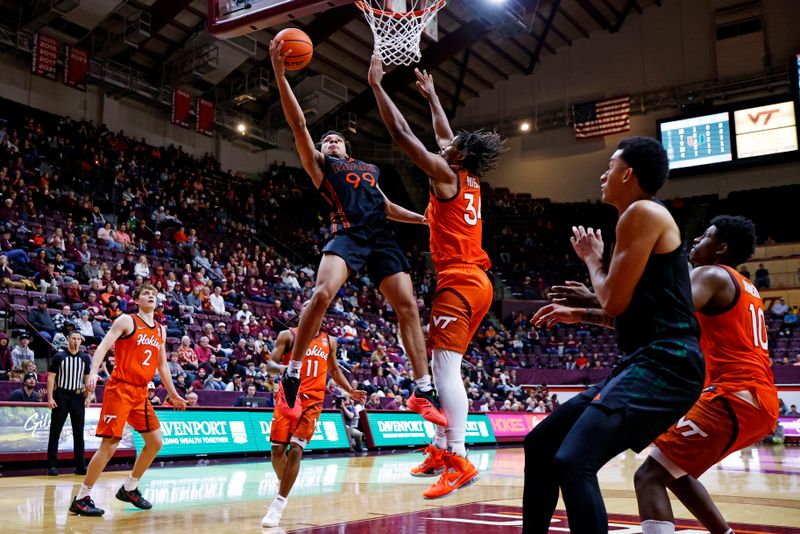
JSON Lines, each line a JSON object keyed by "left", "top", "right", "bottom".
{"left": 275, "top": 28, "right": 313, "bottom": 71}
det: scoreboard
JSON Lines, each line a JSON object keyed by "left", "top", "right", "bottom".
{"left": 659, "top": 112, "right": 733, "bottom": 170}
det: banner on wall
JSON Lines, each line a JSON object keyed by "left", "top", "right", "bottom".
{"left": 31, "top": 33, "right": 59, "bottom": 80}
{"left": 364, "top": 412, "right": 495, "bottom": 448}
{"left": 487, "top": 412, "right": 548, "bottom": 439}
{"left": 0, "top": 406, "right": 134, "bottom": 454}
{"left": 779, "top": 416, "right": 800, "bottom": 437}
{"left": 196, "top": 97, "right": 214, "bottom": 136}
{"left": 131, "top": 409, "right": 351, "bottom": 457}
{"left": 64, "top": 44, "right": 88, "bottom": 91}
{"left": 170, "top": 88, "right": 191, "bottom": 128}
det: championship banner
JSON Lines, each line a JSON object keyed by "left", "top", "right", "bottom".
{"left": 0, "top": 406, "right": 134, "bottom": 454}
{"left": 196, "top": 97, "right": 214, "bottom": 136}
{"left": 487, "top": 412, "right": 548, "bottom": 440}
{"left": 31, "top": 33, "right": 59, "bottom": 80}
{"left": 64, "top": 44, "right": 88, "bottom": 91}
{"left": 170, "top": 88, "right": 191, "bottom": 128}
{"left": 132, "top": 409, "right": 350, "bottom": 457}
{"left": 363, "top": 412, "right": 495, "bottom": 448}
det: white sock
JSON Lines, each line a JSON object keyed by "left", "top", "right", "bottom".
{"left": 433, "top": 426, "right": 447, "bottom": 450}
{"left": 641, "top": 519, "right": 675, "bottom": 534}
{"left": 76, "top": 484, "right": 92, "bottom": 500}
{"left": 287, "top": 360, "right": 302, "bottom": 378}
{"left": 448, "top": 442, "right": 467, "bottom": 458}
{"left": 272, "top": 494, "right": 287, "bottom": 509}
{"left": 431, "top": 349, "right": 468, "bottom": 451}
{"left": 123, "top": 475, "right": 139, "bottom": 492}
{"left": 724, "top": 530, "right": 735, "bottom": 534}
{"left": 416, "top": 374, "right": 432, "bottom": 392}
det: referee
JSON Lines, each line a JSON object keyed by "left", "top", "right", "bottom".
{"left": 47, "top": 330, "right": 92, "bottom": 476}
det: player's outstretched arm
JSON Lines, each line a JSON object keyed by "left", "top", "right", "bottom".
{"left": 270, "top": 38, "right": 325, "bottom": 187}
{"left": 377, "top": 186, "right": 426, "bottom": 225}
{"left": 368, "top": 55, "right": 453, "bottom": 186}
{"left": 549, "top": 281, "right": 601, "bottom": 308}
{"left": 158, "top": 325, "right": 186, "bottom": 409}
{"left": 327, "top": 338, "right": 367, "bottom": 403}
{"left": 531, "top": 303, "right": 615, "bottom": 329}
{"left": 86, "top": 314, "right": 134, "bottom": 392}
{"left": 572, "top": 201, "right": 666, "bottom": 317}
{"left": 415, "top": 68, "right": 453, "bottom": 150}
{"left": 266, "top": 330, "right": 294, "bottom": 374}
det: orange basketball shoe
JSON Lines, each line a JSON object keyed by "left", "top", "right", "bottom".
{"left": 410, "top": 443, "right": 446, "bottom": 478}
{"left": 422, "top": 451, "right": 479, "bottom": 500}
{"left": 407, "top": 388, "right": 448, "bottom": 427}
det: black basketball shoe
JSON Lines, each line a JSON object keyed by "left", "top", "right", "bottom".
{"left": 69, "top": 496, "right": 105, "bottom": 516}
{"left": 116, "top": 486, "right": 153, "bottom": 509}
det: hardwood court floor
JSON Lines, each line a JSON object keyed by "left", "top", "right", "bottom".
{"left": 1, "top": 445, "right": 798, "bottom": 533}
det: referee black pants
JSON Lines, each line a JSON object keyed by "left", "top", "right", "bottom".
{"left": 47, "top": 389, "right": 86, "bottom": 470}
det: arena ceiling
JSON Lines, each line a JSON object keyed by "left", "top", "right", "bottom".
{"left": 0, "top": 0, "right": 663, "bottom": 142}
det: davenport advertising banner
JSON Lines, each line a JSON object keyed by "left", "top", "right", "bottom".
{"left": 364, "top": 412, "right": 495, "bottom": 448}
{"left": 196, "top": 98, "right": 214, "bottom": 136}
{"left": 64, "top": 44, "right": 88, "bottom": 91}
{"left": 170, "top": 88, "right": 191, "bottom": 128}
{"left": 487, "top": 412, "right": 548, "bottom": 440}
{"left": 0, "top": 406, "right": 134, "bottom": 454}
{"left": 31, "top": 33, "right": 59, "bottom": 80}
{"left": 133, "top": 409, "right": 350, "bottom": 457}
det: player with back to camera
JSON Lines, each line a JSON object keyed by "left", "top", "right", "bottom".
{"left": 69, "top": 284, "right": 186, "bottom": 517}
{"left": 261, "top": 305, "right": 366, "bottom": 528}
{"left": 523, "top": 137, "right": 704, "bottom": 533}
{"left": 268, "top": 37, "right": 446, "bottom": 428}
{"left": 369, "top": 55, "right": 501, "bottom": 499}
{"left": 536, "top": 215, "right": 778, "bottom": 534}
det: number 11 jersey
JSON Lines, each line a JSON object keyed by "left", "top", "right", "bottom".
{"left": 427, "top": 166, "right": 491, "bottom": 272}
{"left": 283, "top": 328, "right": 331, "bottom": 406}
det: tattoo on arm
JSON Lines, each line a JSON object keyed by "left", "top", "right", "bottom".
{"left": 581, "top": 309, "right": 615, "bottom": 328}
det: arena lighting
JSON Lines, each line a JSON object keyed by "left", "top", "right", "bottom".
{"left": 520, "top": 121, "right": 531, "bottom": 132}
{"left": 237, "top": 123, "right": 247, "bottom": 134}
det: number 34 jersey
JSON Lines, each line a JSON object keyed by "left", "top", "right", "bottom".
{"left": 112, "top": 314, "right": 163, "bottom": 387}
{"left": 427, "top": 166, "right": 491, "bottom": 272}
{"left": 282, "top": 328, "right": 331, "bottom": 406}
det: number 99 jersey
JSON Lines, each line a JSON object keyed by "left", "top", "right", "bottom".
{"left": 320, "top": 155, "right": 387, "bottom": 234}
{"left": 426, "top": 167, "right": 491, "bottom": 272}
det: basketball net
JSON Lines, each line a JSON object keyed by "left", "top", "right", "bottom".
{"left": 356, "top": 0, "right": 445, "bottom": 65}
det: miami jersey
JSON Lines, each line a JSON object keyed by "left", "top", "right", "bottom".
{"left": 427, "top": 167, "right": 491, "bottom": 272}
{"left": 282, "top": 328, "right": 331, "bottom": 405}
{"left": 320, "top": 155, "right": 386, "bottom": 234}
{"left": 697, "top": 265, "right": 778, "bottom": 418}
{"left": 112, "top": 314, "right": 162, "bottom": 387}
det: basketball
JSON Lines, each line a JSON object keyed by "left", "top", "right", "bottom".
{"left": 274, "top": 28, "right": 313, "bottom": 71}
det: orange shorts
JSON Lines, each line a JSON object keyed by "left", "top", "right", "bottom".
{"left": 428, "top": 265, "right": 493, "bottom": 354}
{"left": 270, "top": 402, "right": 322, "bottom": 448}
{"left": 96, "top": 379, "right": 160, "bottom": 439}
{"left": 652, "top": 388, "right": 774, "bottom": 478}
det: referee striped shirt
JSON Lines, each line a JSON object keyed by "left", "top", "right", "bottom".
{"left": 48, "top": 349, "right": 91, "bottom": 390}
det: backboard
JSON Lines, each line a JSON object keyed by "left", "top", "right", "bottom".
{"left": 208, "top": 0, "right": 353, "bottom": 38}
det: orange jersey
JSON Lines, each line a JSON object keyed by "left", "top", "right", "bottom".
{"left": 427, "top": 167, "right": 491, "bottom": 272}
{"left": 697, "top": 265, "right": 778, "bottom": 419}
{"left": 282, "top": 328, "right": 331, "bottom": 405}
{"left": 111, "top": 314, "right": 163, "bottom": 387}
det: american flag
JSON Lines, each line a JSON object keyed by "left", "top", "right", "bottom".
{"left": 573, "top": 96, "right": 631, "bottom": 139}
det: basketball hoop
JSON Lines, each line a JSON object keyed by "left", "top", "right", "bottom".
{"left": 356, "top": 0, "right": 446, "bottom": 66}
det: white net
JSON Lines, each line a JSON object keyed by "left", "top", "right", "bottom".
{"left": 356, "top": 0, "right": 445, "bottom": 66}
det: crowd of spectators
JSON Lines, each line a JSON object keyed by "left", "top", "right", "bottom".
{"left": 0, "top": 97, "right": 797, "bottom": 418}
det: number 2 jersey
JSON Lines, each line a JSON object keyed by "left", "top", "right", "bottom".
{"left": 319, "top": 155, "right": 387, "bottom": 234}
{"left": 696, "top": 265, "right": 778, "bottom": 419}
{"left": 426, "top": 166, "right": 491, "bottom": 272}
{"left": 111, "top": 314, "right": 163, "bottom": 387}
{"left": 281, "top": 328, "right": 331, "bottom": 406}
